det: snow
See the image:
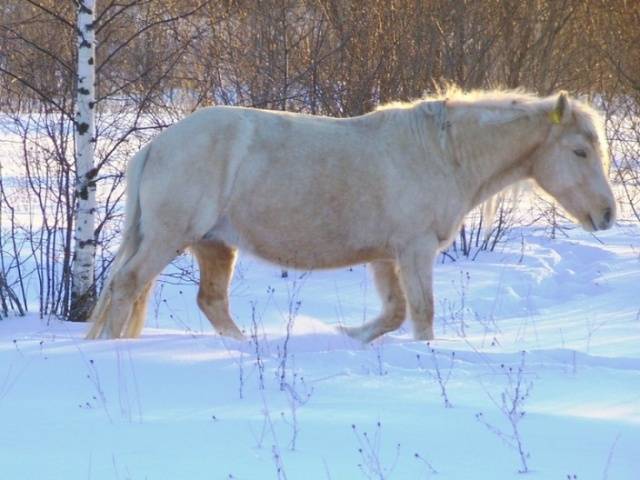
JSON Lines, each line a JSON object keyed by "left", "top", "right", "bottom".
{"left": 1, "top": 223, "right": 639, "bottom": 479}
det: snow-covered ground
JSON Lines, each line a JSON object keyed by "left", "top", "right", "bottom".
{"left": 1, "top": 223, "right": 639, "bottom": 479}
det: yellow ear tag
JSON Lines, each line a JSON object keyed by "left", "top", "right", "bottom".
{"left": 549, "top": 109, "right": 562, "bottom": 124}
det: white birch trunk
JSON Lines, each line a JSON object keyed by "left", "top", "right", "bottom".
{"left": 70, "top": 0, "right": 97, "bottom": 321}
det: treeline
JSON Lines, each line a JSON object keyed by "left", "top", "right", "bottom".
{"left": 2, "top": 1, "right": 639, "bottom": 114}
{"left": 0, "top": 0, "right": 638, "bottom": 318}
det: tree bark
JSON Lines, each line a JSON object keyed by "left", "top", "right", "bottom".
{"left": 69, "top": 0, "right": 97, "bottom": 322}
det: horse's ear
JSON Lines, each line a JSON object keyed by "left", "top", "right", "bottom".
{"left": 549, "top": 91, "right": 570, "bottom": 125}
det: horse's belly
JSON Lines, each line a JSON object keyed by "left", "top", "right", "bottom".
{"left": 206, "top": 214, "right": 389, "bottom": 269}
{"left": 244, "top": 239, "right": 388, "bottom": 269}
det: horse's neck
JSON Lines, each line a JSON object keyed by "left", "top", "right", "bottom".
{"left": 461, "top": 115, "right": 548, "bottom": 208}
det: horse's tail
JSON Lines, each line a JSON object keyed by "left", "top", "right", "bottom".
{"left": 118, "top": 143, "right": 151, "bottom": 265}
{"left": 86, "top": 144, "right": 151, "bottom": 339}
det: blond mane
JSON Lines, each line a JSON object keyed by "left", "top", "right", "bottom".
{"left": 376, "top": 87, "right": 609, "bottom": 168}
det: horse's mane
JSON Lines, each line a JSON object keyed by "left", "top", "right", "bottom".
{"left": 375, "top": 86, "right": 542, "bottom": 112}
{"left": 377, "top": 87, "right": 608, "bottom": 164}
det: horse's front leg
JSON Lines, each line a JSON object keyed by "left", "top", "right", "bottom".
{"left": 339, "top": 260, "right": 407, "bottom": 342}
{"left": 396, "top": 234, "right": 439, "bottom": 341}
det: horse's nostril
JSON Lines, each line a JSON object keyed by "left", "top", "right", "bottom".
{"left": 603, "top": 207, "right": 612, "bottom": 225}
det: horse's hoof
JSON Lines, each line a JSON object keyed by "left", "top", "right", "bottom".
{"left": 85, "top": 323, "right": 103, "bottom": 340}
{"left": 99, "top": 324, "right": 123, "bottom": 340}
{"left": 338, "top": 324, "right": 377, "bottom": 343}
{"left": 219, "top": 328, "right": 246, "bottom": 341}
{"left": 85, "top": 330, "right": 112, "bottom": 340}
{"left": 413, "top": 329, "right": 435, "bottom": 341}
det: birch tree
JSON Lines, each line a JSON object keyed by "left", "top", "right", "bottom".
{"left": 69, "top": 0, "right": 96, "bottom": 321}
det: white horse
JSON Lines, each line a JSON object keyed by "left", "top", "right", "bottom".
{"left": 87, "top": 89, "right": 616, "bottom": 342}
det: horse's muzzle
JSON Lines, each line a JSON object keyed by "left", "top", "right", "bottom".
{"left": 592, "top": 206, "right": 615, "bottom": 231}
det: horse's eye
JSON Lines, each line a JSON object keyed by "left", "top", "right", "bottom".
{"left": 573, "top": 149, "right": 587, "bottom": 158}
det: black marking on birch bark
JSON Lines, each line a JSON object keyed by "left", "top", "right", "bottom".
{"left": 78, "top": 4, "right": 93, "bottom": 15}
{"left": 78, "top": 87, "right": 90, "bottom": 95}
{"left": 69, "top": 286, "right": 97, "bottom": 321}
{"left": 86, "top": 168, "right": 98, "bottom": 179}
{"left": 79, "top": 185, "right": 89, "bottom": 200}
{"left": 89, "top": 101, "right": 95, "bottom": 109}
{"left": 78, "top": 239, "right": 96, "bottom": 248}
{"left": 88, "top": 57, "right": 94, "bottom": 65}
{"left": 77, "top": 122, "right": 89, "bottom": 135}
{"left": 85, "top": 22, "right": 94, "bottom": 31}
{"left": 79, "top": 39, "right": 91, "bottom": 49}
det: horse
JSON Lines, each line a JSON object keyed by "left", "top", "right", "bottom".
{"left": 86, "top": 89, "right": 616, "bottom": 342}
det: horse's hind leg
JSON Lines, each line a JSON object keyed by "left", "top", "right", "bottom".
{"left": 340, "top": 260, "right": 407, "bottom": 342}
{"left": 192, "top": 241, "right": 244, "bottom": 340}
{"left": 123, "top": 281, "right": 155, "bottom": 338}
{"left": 91, "top": 238, "right": 180, "bottom": 339}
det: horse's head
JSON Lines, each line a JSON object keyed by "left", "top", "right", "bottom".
{"left": 531, "top": 92, "right": 616, "bottom": 231}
